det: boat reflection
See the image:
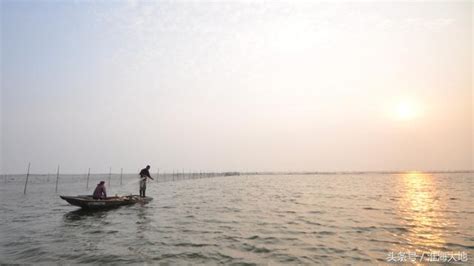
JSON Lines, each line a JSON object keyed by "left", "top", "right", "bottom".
{"left": 398, "top": 172, "right": 450, "bottom": 251}
{"left": 63, "top": 208, "right": 109, "bottom": 222}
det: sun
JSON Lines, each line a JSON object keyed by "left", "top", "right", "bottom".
{"left": 394, "top": 101, "right": 419, "bottom": 121}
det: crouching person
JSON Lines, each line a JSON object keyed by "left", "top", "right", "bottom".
{"left": 93, "top": 181, "right": 107, "bottom": 200}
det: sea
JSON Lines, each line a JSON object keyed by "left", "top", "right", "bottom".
{"left": 1, "top": 172, "right": 473, "bottom": 264}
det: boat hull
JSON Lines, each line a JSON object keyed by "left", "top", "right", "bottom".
{"left": 60, "top": 195, "right": 152, "bottom": 209}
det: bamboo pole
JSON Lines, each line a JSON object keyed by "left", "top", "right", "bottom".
{"left": 23, "top": 163, "right": 31, "bottom": 194}
{"left": 120, "top": 168, "right": 123, "bottom": 186}
{"left": 55, "top": 164, "right": 60, "bottom": 193}
{"left": 86, "top": 168, "right": 90, "bottom": 189}
{"left": 108, "top": 167, "right": 112, "bottom": 187}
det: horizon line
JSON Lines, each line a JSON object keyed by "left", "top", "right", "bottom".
{"left": 2, "top": 170, "right": 473, "bottom": 176}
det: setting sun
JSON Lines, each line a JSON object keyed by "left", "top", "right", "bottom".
{"left": 394, "top": 101, "right": 420, "bottom": 121}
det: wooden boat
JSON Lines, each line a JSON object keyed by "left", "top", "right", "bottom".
{"left": 60, "top": 195, "right": 153, "bottom": 209}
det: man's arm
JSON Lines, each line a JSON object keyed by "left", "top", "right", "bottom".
{"left": 146, "top": 170, "right": 153, "bottom": 180}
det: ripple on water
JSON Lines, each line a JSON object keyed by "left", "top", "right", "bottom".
{"left": 239, "top": 243, "right": 272, "bottom": 254}
{"left": 445, "top": 242, "right": 474, "bottom": 250}
{"left": 308, "top": 210, "right": 326, "bottom": 214}
{"left": 245, "top": 235, "right": 280, "bottom": 245}
{"left": 383, "top": 226, "right": 411, "bottom": 234}
{"left": 311, "top": 230, "right": 337, "bottom": 236}
{"left": 351, "top": 226, "right": 377, "bottom": 232}
{"left": 302, "top": 220, "right": 323, "bottom": 226}
{"left": 270, "top": 252, "right": 304, "bottom": 263}
{"left": 174, "top": 242, "right": 218, "bottom": 248}
{"left": 362, "top": 207, "right": 380, "bottom": 210}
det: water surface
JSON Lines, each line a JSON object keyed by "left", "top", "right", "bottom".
{"left": 1, "top": 173, "right": 473, "bottom": 264}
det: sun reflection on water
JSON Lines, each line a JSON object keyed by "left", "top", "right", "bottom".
{"left": 398, "top": 172, "right": 450, "bottom": 252}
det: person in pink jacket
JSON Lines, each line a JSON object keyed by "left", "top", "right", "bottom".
{"left": 93, "top": 181, "right": 107, "bottom": 199}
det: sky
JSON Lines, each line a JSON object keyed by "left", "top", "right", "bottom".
{"left": 1, "top": 1, "right": 472, "bottom": 174}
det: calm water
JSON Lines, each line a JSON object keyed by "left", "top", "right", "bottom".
{"left": 1, "top": 173, "right": 473, "bottom": 264}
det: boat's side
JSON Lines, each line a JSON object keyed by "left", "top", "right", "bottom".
{"left": 60, "top": 195, "right": 153, "bottom": 209}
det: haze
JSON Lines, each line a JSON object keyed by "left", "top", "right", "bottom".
{"left": 1, "top": 1, "right": 472, "bottom": 174}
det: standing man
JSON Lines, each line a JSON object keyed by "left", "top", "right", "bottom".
{"left": 139, "top": 165, "right": 154, "bottom": 197}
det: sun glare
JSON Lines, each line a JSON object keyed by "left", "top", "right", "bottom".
{"left": 394, "top": 101, "right": 419, "bottom": 121}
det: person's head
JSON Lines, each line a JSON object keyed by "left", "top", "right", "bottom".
{"left": 99, "top": 181, "right": 105, "bottom": 186}
{"left": 146, "top": 165, "right": 150, "bottom": 170}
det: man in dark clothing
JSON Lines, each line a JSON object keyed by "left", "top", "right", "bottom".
{"left": 93, "top": 181, "right": 107, "bottom": 199}
{"left": 139, "top": 165, "right": 154, "bottom": 197}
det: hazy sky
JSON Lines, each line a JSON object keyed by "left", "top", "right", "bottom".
{"left": 1, "top": 1, "right": 472, "bottom": 174}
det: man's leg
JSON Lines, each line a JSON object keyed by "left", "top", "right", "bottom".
{"left": 139, "top": 180, "right": 144, "bottom": 197}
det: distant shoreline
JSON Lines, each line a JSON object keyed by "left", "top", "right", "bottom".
{"left": 1, "top": 170, "right": 473, "bottom": 176}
